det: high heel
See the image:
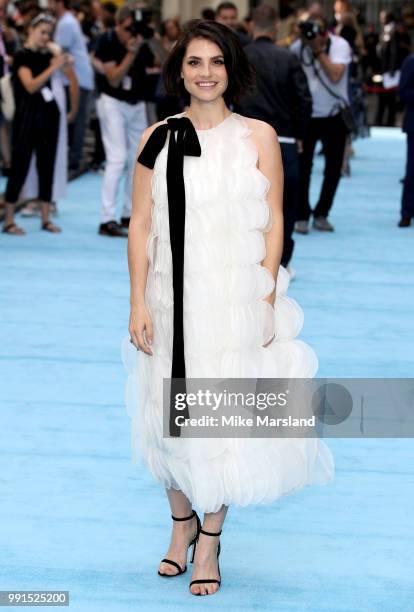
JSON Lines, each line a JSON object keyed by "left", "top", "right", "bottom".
{"left": 158, "top": 509, "right": 201, "bottom": 577}
{"left": 189, "top": 527, "right": 222, "bottom": 594}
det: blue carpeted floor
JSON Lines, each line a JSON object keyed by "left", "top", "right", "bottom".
{"left": 1, "top": 128, "right": 413, "bottom": 611}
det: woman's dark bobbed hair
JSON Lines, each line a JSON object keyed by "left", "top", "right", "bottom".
{"left": 163, "top": 19, "right": 256, "bottom": 105}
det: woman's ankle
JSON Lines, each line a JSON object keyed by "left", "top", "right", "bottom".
{"left": 4, "top": 202, "right": 15, "bottom": 225}
{"left": 40, "top": 201, "right": 52, "bottom": 223}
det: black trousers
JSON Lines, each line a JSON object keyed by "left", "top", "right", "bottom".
{"left": 376, "top": 90, "right": 397, "bottom": 127}
{"left": 280, "top": 142, "right": 299, "bottom": 266}
{"left": 298, "top": 113, "right": 348, "bottom": 221}
{"left": 401, "top": 131, "right": 414, "bottom": 219}
{"left": 5, "top": 101, "right": 60, "bottom": 204}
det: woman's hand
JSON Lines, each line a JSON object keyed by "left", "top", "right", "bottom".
{"left": 50, "top": 54, "right": 66, "bottom": 71}
{"left": 129, "top": 303, "right": 153, "bottom": 355}
{"left": 50, "top": 53, "right": 72, "bottom": 72}
{"left": 262, "top": 289, "right": 276, "bottom": 348}
{"left": 263, "top": 287, "right": 276, "bottom": 309}
{"left": 126, "top": 34, "right": 144, "bottom": 55}
{"left": 47, "top": 41, "right": 62, "bottom": 57}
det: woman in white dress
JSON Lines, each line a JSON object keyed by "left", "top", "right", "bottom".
{"left": 123, "top": 20, "right": 334, "bottom": 596}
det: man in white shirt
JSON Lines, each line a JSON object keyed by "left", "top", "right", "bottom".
{"left": 291, "top": 18, "right": 352, "bottom": 232}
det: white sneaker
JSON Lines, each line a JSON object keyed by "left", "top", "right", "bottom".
{"left": 20, "top": 201, "right": 40, "bottom": 217}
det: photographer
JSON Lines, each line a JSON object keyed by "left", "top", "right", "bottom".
{"left": 291, "top": 17, "right": 352, "bottom": 233}
{"left": 94, "top": 4, "right": 153, "bottom": 237}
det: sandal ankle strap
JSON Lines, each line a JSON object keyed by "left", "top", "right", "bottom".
{"left": 171, "top": 509, "right": 196, "bottom": 522}
{"left": 200, "top": 528, "right": 222, "bottom": 537}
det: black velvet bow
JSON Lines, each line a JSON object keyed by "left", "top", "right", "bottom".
{"left": 137, "top": 116, "right": 202, "bottom": 437}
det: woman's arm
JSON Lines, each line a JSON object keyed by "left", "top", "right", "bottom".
{"left": 90, "top": 53, "right": 105, "bottom": 75}
{"left": 17, "top": 53, "right": 69, "bottom": 95}
{"left": 250, "top": 119, "right": 284, "bottom": 307}
{"left": 63, "top": 65, "right": 79, "bottom": 122}
{"left": 128, "top": 120, "right": 166, "bottom": 354}
{"left": 103, "top": 36, "right": 143, "bottom": 89}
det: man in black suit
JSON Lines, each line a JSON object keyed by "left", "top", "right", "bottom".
{"left": 235, "top": 4, "right": 312, "bottom": 271}
{"left": 398, "top": 53, "right": 414, "bottom": 227}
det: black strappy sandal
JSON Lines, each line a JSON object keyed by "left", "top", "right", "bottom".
{"left": 41, "top": 221, "right": 61, "bottom": 233}
{"left": 2, "top": 222, "right": 25, "bottom": 235}
{"left": 189, "top": 527, "right": 222, "bottom": 594}
{"left": 158, "top": 509, "right": 201, "bottom": 577}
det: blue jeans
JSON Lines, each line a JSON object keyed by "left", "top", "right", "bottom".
{"left": 68, "top": 87, "right": 92, "bottom": 168}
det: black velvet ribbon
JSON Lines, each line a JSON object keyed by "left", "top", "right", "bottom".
{"left": 137, "top": 117, "right": 202, "bottom": 437}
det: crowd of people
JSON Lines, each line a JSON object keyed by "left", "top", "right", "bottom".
{"left": 0, "top": 0, "right": 412, "bottom": 252}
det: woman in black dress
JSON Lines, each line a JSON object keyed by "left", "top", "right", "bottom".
{"left": 2, "top": 13, "right": 71, "bottom": 235}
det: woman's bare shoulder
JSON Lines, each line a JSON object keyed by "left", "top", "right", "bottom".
{"left": 141, "top": 119, "right": 168, "bottom": 145}
{"left": 242, "top": 116, "right": 278, "bottom": 142}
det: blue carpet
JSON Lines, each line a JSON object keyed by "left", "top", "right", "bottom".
{"left": 0, "top": 128, "right": 413, "bottom": 611}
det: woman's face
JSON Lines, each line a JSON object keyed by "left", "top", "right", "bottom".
{"left": 29, "top": 23, "right": 52, "bottom": 48}
{"left": 181, "top": 37, "right": 228, "bottom": 104}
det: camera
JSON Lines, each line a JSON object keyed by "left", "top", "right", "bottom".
{"left": 298, "top": 20, "right": 326, "bottom": 41}
{"left": 126, "top": 7, "right": 154, "bottom": 39}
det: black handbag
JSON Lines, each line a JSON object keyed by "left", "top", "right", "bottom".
{"left": 338, "top": 102, "right": 356, "bottom": 133}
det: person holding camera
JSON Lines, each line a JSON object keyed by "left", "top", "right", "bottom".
{"left": 94, "top": 4, "right": 152, "bottom": 237}
{"left": 291, "top": 17, "right": 352, "bottom": 233}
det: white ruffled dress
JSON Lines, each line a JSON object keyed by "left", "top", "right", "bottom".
{"left": 122, "top": 112, "right": 334, "bottom": 513}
